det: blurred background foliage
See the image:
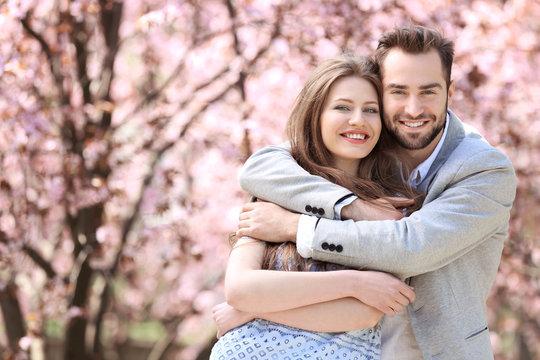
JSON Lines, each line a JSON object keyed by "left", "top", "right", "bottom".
{"left": 0, "top": 0, "right": 538, "bottom": 359}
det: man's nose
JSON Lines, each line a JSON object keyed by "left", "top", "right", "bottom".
{"left": 405, "top": 96, "right": 423, "bottom": 118}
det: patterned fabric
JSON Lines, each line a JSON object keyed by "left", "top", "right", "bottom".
{"left": 210, "top": 243, "right": 381, "bottom": 359}
{"left": 210, "top": 319, "right": 380, "bottom": 360}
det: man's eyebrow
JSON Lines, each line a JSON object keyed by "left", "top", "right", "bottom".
{"left": 419, "top": 83, "right": 443, "bottom": 90}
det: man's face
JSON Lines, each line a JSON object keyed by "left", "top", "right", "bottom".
{"left": 381, "top": 49, "right": 454, "bottom": 152}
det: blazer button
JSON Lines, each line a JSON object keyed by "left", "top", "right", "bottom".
{"left": 322, "top": 242, "right": 329, "bottom": 250}
{"left": 305, "top": 205, "right": 312, "bottom": 212}
{"left": 318, "top": 208, "right": 325, "bottom": 216}
{"left": 328, "top": 244, "right": 336, "bottom": 251}
{"left": 336, "top": 245, "right": 343, "bottom": 252}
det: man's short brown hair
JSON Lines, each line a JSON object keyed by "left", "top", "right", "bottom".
{"left": 375, "top": 25, "right": 455, "bottom": 88}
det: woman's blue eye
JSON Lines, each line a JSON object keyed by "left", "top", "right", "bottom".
{"left": 364, "top": 108, "right": 379, "bottom": 114}
{"left": 334, "top": 105, "right": 350, "bottom": 111}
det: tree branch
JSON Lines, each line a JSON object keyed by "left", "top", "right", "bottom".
{"left": 146, "top": 317, "right": 183, "bottom": 360}
{"left": 98, "top": 0, "right": 124, "bottom": 129}
{"left": 0, "top": 227, "right": 65, "bottom": 283}
{"left": 70, "top": 17, "right": 92, "bottom": 105}
{"left": 224, "top": 1, "right": 283, "bottom": 159}
{"left": 22, "top": 244, "right": 64, "bottom": 281}
{"left": 20, "top": 13, "right": 67, "bottom": 104}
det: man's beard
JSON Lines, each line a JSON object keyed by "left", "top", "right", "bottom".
{"left": 385, "top": 102, "right": 448, "bottom": 150}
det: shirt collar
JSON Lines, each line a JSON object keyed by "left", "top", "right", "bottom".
{"left": 406, "top": 112, "right": 450, "bottom": 188}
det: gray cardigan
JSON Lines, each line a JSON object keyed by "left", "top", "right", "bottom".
{"left": 239, "top": 110, "right": 516, "bottom": 360}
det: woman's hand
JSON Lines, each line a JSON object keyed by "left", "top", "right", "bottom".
{"left": 236, "top": 201, "right": 300, "bottom": 243}
{"left": 341, "top": 197, "right": 415, "bottom": 221}
{"left": 348, "top": 270, "right": 415, "bottom": 317}
{"left": 212, "top": 302, "right": 254, "bottom": 338}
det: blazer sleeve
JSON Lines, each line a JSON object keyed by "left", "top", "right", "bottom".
{"left": 309, "top": 147, "right": 517, "bottom": 279}
{"left": 238, "top": 143, "right": 353, "bottom": 219}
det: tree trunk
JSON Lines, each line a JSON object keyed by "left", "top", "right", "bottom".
{"left": 0, "top": 280, "right": 26, "bottom": 353}
{"left": 63, "top": 259, "right": 93, "bottom": 360}
{"left": 64, "top": 203, "right": 104, "bottom": 360}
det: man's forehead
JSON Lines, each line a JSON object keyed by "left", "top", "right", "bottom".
{"left": 381, "top": 49, "right": 446, "bottom": 86}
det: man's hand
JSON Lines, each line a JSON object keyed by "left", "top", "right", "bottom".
{"left": 236, "top": 201, "right": 300, "bottom": 243}
{"left": 212, "top": 302, "right": 254, "bottom": 338}
{"left": 341, "top": 197, "right": 414, "bottom": 221}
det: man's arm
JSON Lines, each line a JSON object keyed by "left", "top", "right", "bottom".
{"left": 309, "top": 148, "right": 516, "bottom": 279}
{"left": 239, "top": 144, "right": 407, "bottom": 220}
{"left": 239, "top": 144, "right": 353, "bottom": 219}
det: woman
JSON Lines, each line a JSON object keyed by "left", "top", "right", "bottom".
{"left": 210, "top": 55, "right": 422, "bottom": 359}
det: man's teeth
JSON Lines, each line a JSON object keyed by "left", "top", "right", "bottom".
{"left": 404, "top": 121, "right": 424, "bottom": 128}
{"left": 344, "top": 133, "right": 367, "bottom": 140}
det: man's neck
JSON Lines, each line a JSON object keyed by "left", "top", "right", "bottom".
{"left": 398, "top": 130, "right": 444, "bottom": 178}
{"left": 398, "top": 148, "right": 430, "bottom": 175}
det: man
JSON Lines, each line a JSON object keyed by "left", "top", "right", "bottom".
{"left": 235, "top": 25, "right": 516, "bottom": 359}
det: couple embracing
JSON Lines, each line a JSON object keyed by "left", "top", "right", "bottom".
{"left": 211, "top": 25, "right": 516, "bottom": 360}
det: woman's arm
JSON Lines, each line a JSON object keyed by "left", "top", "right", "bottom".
{"left": 213, "top": 297, "right": 381, "bottom": 337}
{"left": 257, "top": 297, "right": 381, "bottom": 332}
{"left": 225, "top": 237, "right": 414, "bottom": 316}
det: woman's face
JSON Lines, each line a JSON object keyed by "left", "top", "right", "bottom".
{"left": 320, "top": 75, "right": 381, "bottom": 175}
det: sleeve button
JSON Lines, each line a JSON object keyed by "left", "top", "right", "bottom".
{"left": 322, "top": 242, "right": 329, "bottom": 250}
{"left": 305, "top": 205, "right": 312, "bottom": 212}
{"left": 336, "top": 245, "right": 343, "bottom": 252}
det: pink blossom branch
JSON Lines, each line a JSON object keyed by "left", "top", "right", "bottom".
{"left": 20, "top": 13, "right": 66, "bottom": 103}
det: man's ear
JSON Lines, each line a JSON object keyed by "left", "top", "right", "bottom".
{"left": 447, "top": 80, "right": 455, "bottom": 106}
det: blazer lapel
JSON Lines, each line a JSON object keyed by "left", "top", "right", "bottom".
{"left": 417, "top": 109, "right": 466, "bottom": 194}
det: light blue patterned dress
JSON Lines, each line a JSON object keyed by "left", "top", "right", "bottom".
{"left": 210, "top": 244, "right": 381, "bottom": 360}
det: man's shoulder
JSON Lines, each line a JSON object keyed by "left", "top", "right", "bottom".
{"left": 448, "top": 128, "right": 513, "bottom": 171}
{"left": 442, "top": 113, "right": 513, "bottom": 170}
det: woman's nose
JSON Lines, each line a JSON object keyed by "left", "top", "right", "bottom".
{"left": 348, "top": 109, "right": 364, "bottom": 125}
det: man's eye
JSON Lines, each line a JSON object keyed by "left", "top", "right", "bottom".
{"left": 391, "top": 90, "right": 405, "bottom": 95}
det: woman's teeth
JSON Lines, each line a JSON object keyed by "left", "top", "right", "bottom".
{"left": 344, "top": 133, "right": 367, "bottom": 139}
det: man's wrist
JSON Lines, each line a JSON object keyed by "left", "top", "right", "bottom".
{"left": 288, "top": 214, "right": 301, "bottom": 242}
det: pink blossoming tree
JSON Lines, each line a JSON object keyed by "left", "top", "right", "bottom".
{"left": 0, "top": 1, "right": 538, "bottom": 359}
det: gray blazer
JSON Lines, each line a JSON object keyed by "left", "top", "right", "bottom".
{"left": 239, "top": 110, "right": 517, "bottom": 360}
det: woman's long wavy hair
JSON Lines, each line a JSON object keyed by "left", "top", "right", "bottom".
{"left": 239, "top": 55, "right": 423, "bottom": 271}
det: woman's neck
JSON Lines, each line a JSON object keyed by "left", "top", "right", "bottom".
{"left": 334, "top": 158, "right": 360, "bottom": 176}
